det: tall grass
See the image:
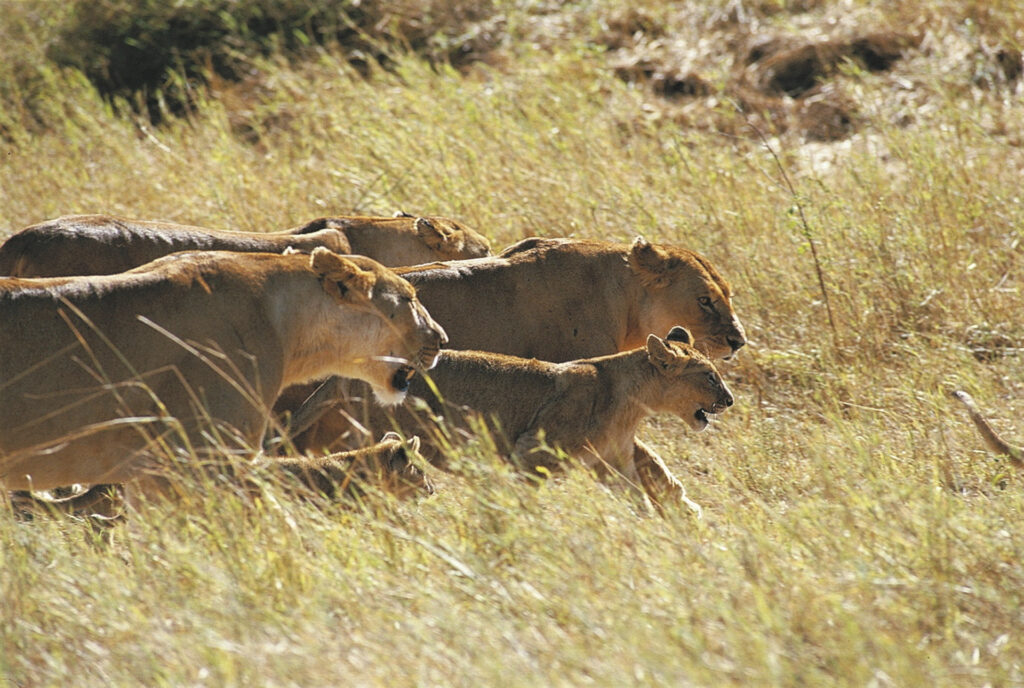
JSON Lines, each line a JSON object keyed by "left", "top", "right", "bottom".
{"left": 2, "top": 0, "right": 1023, "bottom": 685}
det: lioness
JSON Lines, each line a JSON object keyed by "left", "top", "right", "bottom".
{"left": 951, "top": 390, "right": 1023, "bottom": 466}
{"left": 293, "top": 213, "right": 491, "bottom": 266}
{"left": 409, "top": 236, "right": 746, "bottom": 361}
{"left": 355, "top": 327, "right": 732, "bottom": 508}
{"left": 0, "top": 248, "right": 447, "bottom": 492}
{"left": 290, "top": 236, "right": 745, "bottom": 452}
{"left": 0, "top": 212, "right": 491, "bottom": 277}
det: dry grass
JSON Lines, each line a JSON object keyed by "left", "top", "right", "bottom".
{"left": 2, "top": 0, "right": 1024, "bottom": 685}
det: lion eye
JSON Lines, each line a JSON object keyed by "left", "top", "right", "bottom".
{"left": 698, "top": 296, "right": 713, "bottom": 310}
{"left": 706, "top": 372, "right": 717, "bottom": 386}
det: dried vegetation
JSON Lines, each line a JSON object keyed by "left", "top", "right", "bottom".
{"left": 2, "top": 0, "right": 1024, "bottom": 685}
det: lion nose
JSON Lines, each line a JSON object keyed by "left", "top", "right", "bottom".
{"left": 723, "top": 392, "right": 734, "bottom": 408}
{"left": 727, "top": 336, "right": 745, "bottom": 352}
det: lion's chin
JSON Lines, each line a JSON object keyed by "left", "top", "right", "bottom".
{"left": 373, "top": 365, "right": 415, "bottom": 406}
{"left": 686, "top": 407, "right": 711, "bottom": 432}
{"left": 372, "top": 385, "right": 408, "bottom": 407}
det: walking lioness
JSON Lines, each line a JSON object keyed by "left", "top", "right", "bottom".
{"left": 0, "top": 212, "right": 490, "bottom": 277}
{"left": 409, "top": 236, "right": 746, "bottom": 361}
{"left": 355, "top": 327, "right": 733, "bottom": 507}
{"left": 0, "top": 248, "right": 447, "bottom": 491}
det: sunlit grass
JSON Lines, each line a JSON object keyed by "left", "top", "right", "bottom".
{"left": 2, "top": 0, "right": 1024, "bottom": 685}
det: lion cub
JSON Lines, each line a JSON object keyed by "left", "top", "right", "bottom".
{"left": 267, "top": 432, "right": 433, "bottom": 502}
{"left": 14, "top": 432, "right": 432, "bottom": 520}
{"left": 374, "top": 327, "right": 733, "bottom": 507}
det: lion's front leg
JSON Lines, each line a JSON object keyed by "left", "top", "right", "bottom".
{"left": 632, "top": 438, "right": 701, "bottom": 518}
{"left": 510, "top": 432, "right": 565, "bottom": 479}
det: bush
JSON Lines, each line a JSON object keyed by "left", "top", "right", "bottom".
{"left": 47, "top": 0, "right": 500, "bottom": 119}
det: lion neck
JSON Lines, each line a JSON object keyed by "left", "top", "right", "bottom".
{"left": 336, "top": 220, "right": 417, "bottom": 265}
{"left": 265, "top": 270, "right": 371, "bottom": 388}
{"left": 523, "top": 243, "right": 646, "bottom": 355}
{"left": 583, "top": 348, "right": 664, "bottom": 441}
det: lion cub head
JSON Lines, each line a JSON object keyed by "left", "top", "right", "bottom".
{"left": 645, "top": 326, "right": 734, "bottom": 431}
{"left": 354, "top": 432, "right": 434, "bottom": 499}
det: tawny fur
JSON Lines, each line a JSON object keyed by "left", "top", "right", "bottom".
{"left": 0, "top": 248, "right": 446, "bottom": 492}
{"left": 288, "top": 236, "right": 746, "bottom": 455}
{"left": 344, "top": 329, "right": 733, "bottom": 508}
{"left": 0, "top": 213, "right": 491, "bottom": 277}
{"left": 13, "top": 433, "right": 432, "bottom": 520}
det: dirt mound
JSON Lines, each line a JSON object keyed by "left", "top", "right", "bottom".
{"left": 610, "top": 29, "right": 916, "bottom": 142}
{"left": 751, "top": 32, "right": 914, "bottom": 97}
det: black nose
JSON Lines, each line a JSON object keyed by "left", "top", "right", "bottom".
{"left": 727, "top": 337, "right": 745, "bottom": 352}
{"left": 723, "top": 393, "right": 734, "bottom": 408}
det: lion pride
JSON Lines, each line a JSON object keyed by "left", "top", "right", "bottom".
{"left": 0, "top": 212, "right": 491, "bottom": 277}
{"left": 0, "top": 248, "right": 447, "bottom": 491}
{"left": 289, "top": 235, "right": 745, "bottom": 449}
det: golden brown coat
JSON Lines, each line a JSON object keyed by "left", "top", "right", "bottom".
{"left": 0, "top": 213, "right": 490, "bottom": 277}
{"left": 0, "top": 248, "right": 446, "bottom": 491}
{"left": 351, "top": 327, "right": 732, "bottom": 508}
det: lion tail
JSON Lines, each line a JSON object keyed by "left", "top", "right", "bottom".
{"left": 951, "top": 390, "right": 1024, "bottom": 467}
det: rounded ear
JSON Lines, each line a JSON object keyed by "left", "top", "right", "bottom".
{"left": 381, "top": 431, "right": 402, "bottom": 442}
{"left": 309, "top": 247, "right": 374, "bottom": 301}
{"left": 408, "top": 435, "right": 421, "bottom": 453}
{"left": 665, "top": 326, "right": 693, "bottom": 345}
{"left": 627, "top": 236, "right": 672, "bottom": 288}
{"left": 416, "top": 217, "right": 454, "bottom": 249}
{"left": 646, "top": 333, "right": 673, "bottom": 366}
{"left": 282, "top": 246, "right": 302, "bottom": 255}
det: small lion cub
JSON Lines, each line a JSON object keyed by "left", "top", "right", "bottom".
{"left": 377, "top": 326, "right": 734, "bottom": 506}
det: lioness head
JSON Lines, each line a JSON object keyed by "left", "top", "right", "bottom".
{"left": 309, "top": 248, "right": 448, "bottom": 405}
{"left": 415, "top": 217, "right": 492, "bottom": 260}
{"left": 629, "top": 237, "right": 747, "bottom": 360}
{"left": 645, "top": 326, "right": 734, "bottom": 431}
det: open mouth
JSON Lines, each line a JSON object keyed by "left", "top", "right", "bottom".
{"left": 391, "top": 365, "right": 416, "bottom": 392}
{"left": 418, "top": 346, "right": 441, "bottom": 370}
{"left": 693, "top": 407, "right": 712, "bottom": 430}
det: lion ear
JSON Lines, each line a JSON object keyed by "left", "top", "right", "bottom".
{"left": 628, "top": 236, "right": 672, "bottom": 288}
{"left": 381, "top": 431, "right": 402, "bottom": 442}
{"left": 416, "top": 217, "right": 455, "bottom": 250}
{"left": 407, "top": 435, "right": 421, "bottom": 453}
{"left": 665, "top": 326, "right": 693, "bottom": 345}
{"left": 646, "top": 333, "right": 674, "bottom": 367}
{"left": 309, "top": 247, "right": 374, "bottom": 301}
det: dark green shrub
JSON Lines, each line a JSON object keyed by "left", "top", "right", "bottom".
{"left": 47, "top": 0, "right": 499, "bottom": 120}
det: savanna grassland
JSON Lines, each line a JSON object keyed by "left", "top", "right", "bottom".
{"left": 1, "top": 0, "right": 1023, "bottom": 685}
